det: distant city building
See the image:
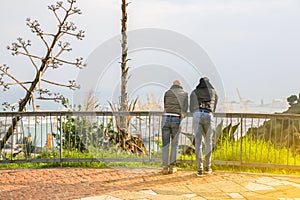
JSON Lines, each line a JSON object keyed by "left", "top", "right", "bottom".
{"left": 219, "top": 98, "right": 288, "bottom": 114}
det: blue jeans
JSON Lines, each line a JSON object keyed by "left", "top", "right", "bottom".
{"left": 193, "top": 111, "right": 213, "bottom": 170}
{"left": 161, "top": 115, "right": 181, "bottom": 167}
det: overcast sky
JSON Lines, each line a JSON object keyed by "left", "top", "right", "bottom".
{"left": 1, "top": 0, "right": 300, "bottom": 110}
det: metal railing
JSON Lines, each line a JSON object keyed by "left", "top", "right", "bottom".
{"left": 1, "top": 111, "right": 300, "bottom": 169}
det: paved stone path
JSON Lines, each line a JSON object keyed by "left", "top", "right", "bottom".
{"left": 0, "top": 167, "right": 300, "bottom": 200}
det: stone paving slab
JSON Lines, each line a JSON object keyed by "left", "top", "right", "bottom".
{"left": 0, "top": 168, "right": 300, "bottom": 200}
{"left": 211, "top": 181, "right": 248, "bottom": 193}
{"left": 79, "top": 196, "right": 122, "bottom": 200}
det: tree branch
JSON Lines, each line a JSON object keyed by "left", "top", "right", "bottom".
{"left": 26, "top": 18, "right": 50, "bottom": 51}
{"left": 55, "top": 41, "right": 72, "bottom": 58}
{"left": 54, "top": 57, "right": 86, "bottom": 68}
{"left": 61, "top": 30, "right": 85, "bottom": 40}
{"left": 12, "top": 50, "right": 43, "bottom": 61}
{"left": 36, "top": 92, "right": 64, "bottom": 102}
{"left": 48, "top": 2, "right": 63, "bottom": 24}
{"left": 41, "top": 78, "right": 80, "bottom": 90}
{"left": 18, "top": 37, "right": 40, "bottom": 71}
{"left": 0, "top": 65, "right": 29, "bottom": 92}
{"left": 5, "top": 81, "right": 32, "bottom": 85}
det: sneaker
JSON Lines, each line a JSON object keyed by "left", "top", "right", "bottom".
{"left": 169, "top": 165, "right": 177, "bottom": 174}
{"left": 196, "top": 170, "right": 203, "bottom": 177}
{"left": 162, "top": 167, "right": 169, "bottom": 175}
{"left": 204, "top": 167, "right": 212, "bottom": 174}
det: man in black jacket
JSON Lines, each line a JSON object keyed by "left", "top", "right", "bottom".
{"left": 162, "top": 80, "right": 188, "bottom": 174}
{"left": 190, "top": 77, "right": 218, "bottom": 176}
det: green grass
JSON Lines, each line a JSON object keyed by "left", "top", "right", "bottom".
{"left": 2, "top": 160, "right": 299, "bottom": 176}
{"left": 1, "top": 136, "right": 300, "bottom": 176}
{"left": 179, "top": 136, "right": 300, "bottom": 165}
{"left": 0, "top": 161, "right": 161, "bottom": 169}
{"left": 177, "top": 135, "right": 300, "bottom": 175}
{"left": 212, "top": 136, "right": 300, "bottom": 165}
{"left": 0, "top": 162, "right": 107, "bottom": 169}
{"left": 0, "top": 147, "right": 162, "bottom": 169}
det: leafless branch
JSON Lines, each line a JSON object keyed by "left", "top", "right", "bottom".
{"left": 54, "top": 57, "right": 86, "bottom": 68}
{"left": 0, "top": 64, "right": 29, "bottom": 92}
{"left": 31, "top": 93, "right": 36, "bottom": 111}
{"left": 36, "top": 92, "right": 64, "bottom": 102}
{"left": 41, "top": 78, "right": 80, "bottom": 90}
{"left": 7, "top": 37, "right": 41, "bottom": 71}
{"left": 26, "top": 18, "right": 50, "bottom": 51}
{"left": 45, "top": 58, "right": 62, "bottom": 70}
{"left": 9, "top": 50, "right": 43, "bottom": 61}
{"left": 60, "top": 1, "right": 69, "bottom": 12}
{"left": 48, "top": 1, "right": 63, "bottom": 24}
{"left": 2, "top": 102, "right": 17, "bottom": 111}
{"left": 5, "top": 81, "right": 32, "bottom": 86}
{"left": 36, "top": 97, "right": 62, "bottom": 101}
{"left": 61, "top": 29, "right": 85, "bottom": 40}
{"left": 55, "top": 41, "right": 72, "bottom": 57}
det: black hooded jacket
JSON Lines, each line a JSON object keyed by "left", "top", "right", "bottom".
{"left": 189, "top": 78, "right": 218, "bottom": 113}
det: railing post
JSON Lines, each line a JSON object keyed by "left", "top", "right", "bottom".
{"left": 148, "top": 113, "right": 151, "bottom": 161}
{"left": 287, "top": 118, "right": 290, "bottom": 166}
{"left": 59, "top": 114, "right": 63, "bottom": 164}
{"left": 240, "top": 114, "right": 243, "bottom": 166}
{"left": 10, "top": 114, "right": 13, "bottom": 162}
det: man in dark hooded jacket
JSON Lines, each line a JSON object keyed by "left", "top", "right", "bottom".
{"left": 190, "top": 77, "right": 218, "bottom": 176}
{"left": 162, "top": 80, "right": 188, "bottom": 174}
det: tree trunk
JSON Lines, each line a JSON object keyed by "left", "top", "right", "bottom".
{"left": 119, "top": 0, "right": 129, "bottom": 137}
{"left": 0, "top": 71, "right": 43, "bottom": 151}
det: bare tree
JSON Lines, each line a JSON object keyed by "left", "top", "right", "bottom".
{"left": 0, "top": 0, "right": 85, "bottom": 151}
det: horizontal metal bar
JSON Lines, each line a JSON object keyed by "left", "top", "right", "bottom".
{"left": 1, "top": 111, "right": 300, "bottom": 119}
{"left": 0, "top": 158, "right": 161, "bottom": 164}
